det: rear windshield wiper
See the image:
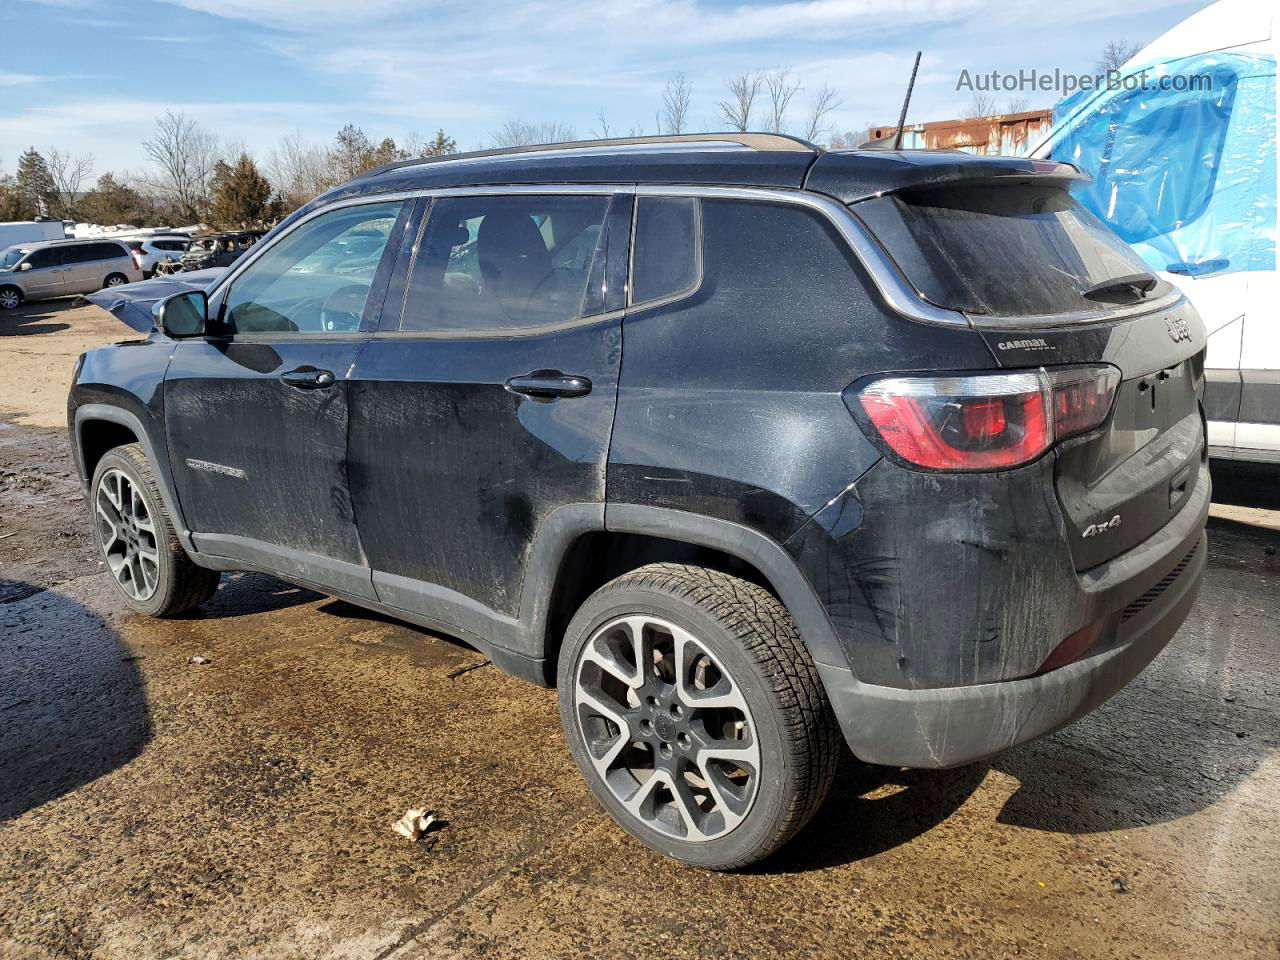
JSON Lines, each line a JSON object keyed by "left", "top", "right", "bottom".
{"left": 1081, "top": 273, "right": 1157, "bottom": 304}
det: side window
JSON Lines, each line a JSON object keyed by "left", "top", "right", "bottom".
{"left": 26, "top": 248, "right": 62, "bottom": 269}
{"left": 399, "top": 193, "right": 610, "bottom": 332}
{"left": 630, "top": 196, "right": 700, "bottom": 306}
{"left": 97, "top": 243, "right": 128, "bottom": 261}
{"left": 220, "top": 201, "right": 404, "bottom": 335}
{"left": 60, "top": 244, "right": 94, "bottom": 264}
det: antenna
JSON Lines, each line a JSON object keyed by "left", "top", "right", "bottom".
{"left": 892, "top": 51, "right": 923, "bottom": 150}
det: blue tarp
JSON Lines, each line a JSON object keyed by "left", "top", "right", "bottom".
{"left": 1047, "top": 52, "right": 1276, "bottom": 279}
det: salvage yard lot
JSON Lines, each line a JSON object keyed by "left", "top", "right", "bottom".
{"left": 2, "top": 298, "right": 1277, "bottom": 959}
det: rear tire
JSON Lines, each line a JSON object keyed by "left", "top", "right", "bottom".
{"left": 103, "top": 273, "right": 128, "bottom": 288}
{"left": 90, "top": 443, "right": 220, "bottom": 617}
{"left": 558, "top": 563, "right": 839, "bottom": 869}
{"left": 0, "top": 286, "right": 22, "bottom": 310}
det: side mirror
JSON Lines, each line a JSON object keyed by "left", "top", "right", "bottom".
{"left": 154, "top": 290, "right": 208, "bottom": 338}
{"left": 18, "top": 262, "right": 31, "bottom": 272}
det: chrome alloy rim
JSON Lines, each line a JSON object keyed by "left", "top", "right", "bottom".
{"left": 105, "top": 275, "right": 125, "bottom": 287}
{"left": 573, "top": 614, "right": 760, "bottom": 842}
{"left": 0, "top": 289, "right": 19, "bottom": 309}
{"left": 95, "top": 468, "right": 159, "bottom": 601}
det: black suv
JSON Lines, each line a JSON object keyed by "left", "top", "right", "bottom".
{"left": 70, "top": 134, "right": 1209, "bottom": 869}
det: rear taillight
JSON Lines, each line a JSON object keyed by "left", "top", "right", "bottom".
{"left": 852, "top": 366, "right": 1119, "bottom": 472}
{"left": 131, "top": 251, "right": 143, "bottom": 268}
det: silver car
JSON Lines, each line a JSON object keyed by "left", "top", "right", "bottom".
{"left": 0, "top": 238, "right": 143, "bottom": 310}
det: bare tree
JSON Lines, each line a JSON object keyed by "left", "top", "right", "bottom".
{"left": 960, "top": 93, "right": 997, "bottom": 119}
{"left": 46, "top": 148, "right": 93, "bottom": 219}
{"left": 803, "top": 84, "right": 842, "bottom": 143}
{"left": 141, "top": 111, "right": 220, "bottom": 222}
{"left": 590, "top": 110, "right": 614, "bottom": 140}
{"left": 661, "top": 73, "right": 692, "bottom": 135}
{"left": 490, "top": 120, "right": 576, "bottom": 148}
{"left": 1097, "top": 40, "right": 1141, "bottom": 74}
{"left": 1004, "top": 97, "right": 1030, "bottom": 114}
{"left": 718, "top": 72, "right": 762, "bottom": 132}
{"left": 268, "top": 130, "right": 331, "bottom": 209}
{"left": 764, "top": 69, "right": 802, "bottom": 134}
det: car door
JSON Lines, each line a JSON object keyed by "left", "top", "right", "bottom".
{"left": 163, "top": 198, "right": 412, "bottom": 599}
{"left": 19, "top": 247, "right": 67, "bottom": 298}
{"left": 60, "top": 242, "right": 103, "bottom": 293}
{"left": 347, "top": 189, "right": 629, "bottom": 643}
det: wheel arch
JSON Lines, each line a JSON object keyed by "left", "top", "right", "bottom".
{"left": 531, "top": 503, "right": 849, "bottom": 685}
{"left": 74, "top": 404, "right": 194, "bottom": 552}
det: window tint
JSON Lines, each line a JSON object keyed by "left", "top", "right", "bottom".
{"left": 630, "top": 197, "right": 700, "bottom": 305}
{"left": 399, "top": 194, "right": 610, "bottom": 332}
{"left": 853, "top": 184, "right": 1167, "bottom": 317}
{"left": 92, "top": 242, "right": 128, "bottom": 260}
{"left": 26, "top": 248, "right": 62, "bottom": 269}
{"left": 221, "top": 200, "right": 403, "bottom": 334}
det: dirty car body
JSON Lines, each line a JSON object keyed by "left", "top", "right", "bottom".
{"left": 68, "top": 134, "right": 1209, "bottom": 866}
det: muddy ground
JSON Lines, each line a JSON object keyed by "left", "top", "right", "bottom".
{"left": 1, "top": 299, "right": 1277, "bottom": 959}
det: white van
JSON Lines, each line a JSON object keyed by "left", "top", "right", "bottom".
{"left": 0, "top": 220, "right": 67, "bottom": 249}
{"left": 1031, "top": 0, "right": 1277, "bottom": 463}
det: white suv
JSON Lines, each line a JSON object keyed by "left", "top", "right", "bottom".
{"left": 122, "top": 235, "right": 192, "bottom": 278}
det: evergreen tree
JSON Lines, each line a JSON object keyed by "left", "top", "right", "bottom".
{"left": 423, "top": 129, "right": 457, "bottom": 157}
{"left": 329, "top": 124, "right": 374, "bottom": 182}
{"left": 78, "top": 173, "right": 153, "bottom": 226}
{"left": 0, "top": 174, "right": 35, "bottom": 221}
{"left": 208, "top": 153, "right": 273, "bottom": 229}
{"left": 15, "top": 148, "right": 55, "bottom": 217}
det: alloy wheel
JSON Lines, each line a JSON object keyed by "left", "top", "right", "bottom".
{"left": 0, "top": 289, "right": 19, "bottom": 309}
{"left": 105, "top": 275, "right": 125, "bottom": 287}
{"left": 573, "top": 614, "right": 760, "bottom": 842}
{"left": 95, "top": 468, "right": 159, "bottom": 601}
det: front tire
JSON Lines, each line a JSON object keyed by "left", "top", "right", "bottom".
{"left": 0, "top": 286, "right": 22, "bottom": 310}
{"left": 90, "top": 443, "right": 220, "bottom": 617}
{"left": 558, "top": 563, "right": 839, "bottom": 869}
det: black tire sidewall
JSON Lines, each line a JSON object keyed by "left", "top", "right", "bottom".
{"left": 90, "top": 448, "right": 176, "bottom": 616}
{"left": 558, "top": 582, "right": 801, "bottom": 869}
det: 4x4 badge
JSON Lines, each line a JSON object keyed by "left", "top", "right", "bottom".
{"left": 1082, "top": 514, "right": 1122, "bottom": 539}
{"left": 1165, "top": 317, "right": 1191, "bottom": 343}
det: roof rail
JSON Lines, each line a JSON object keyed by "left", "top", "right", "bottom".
{"left": 356, "top": 131, "right": 819, "bottom": 181}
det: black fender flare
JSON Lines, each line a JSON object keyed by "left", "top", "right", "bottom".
{"left": 601, "top": 503, "right": 850, "bottom": 673}
{"left": 73, "top": 403, "right": 195, "bottom": 553}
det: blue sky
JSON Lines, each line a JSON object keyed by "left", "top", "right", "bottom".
{"left": 2, "top": 0, "right": 1210, "bottom": 180}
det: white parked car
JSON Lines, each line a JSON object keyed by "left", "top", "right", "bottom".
{"left": 123, "top": 235, "right": 192, "bottom": 278}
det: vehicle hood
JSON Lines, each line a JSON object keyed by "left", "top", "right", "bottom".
{"left": 83, "top": 268, "right": 226, "bottom": 332}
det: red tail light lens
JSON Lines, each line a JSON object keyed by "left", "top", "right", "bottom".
{"left": 854, "top": 367, "right": 1119, "bottom": 472}
{"left": 131, "top": 251, "right": 143, "bottom": 268}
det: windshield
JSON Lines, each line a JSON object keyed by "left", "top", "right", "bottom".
{"left": 0, "top": 246, "right": 29, "bottom": 270}
{"left": 852, "top": 183, "right": 1171, "bottom": 317}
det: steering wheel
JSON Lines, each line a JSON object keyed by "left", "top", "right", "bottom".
{"left": 320, "top": 284, "right": 369, "bottom": 332}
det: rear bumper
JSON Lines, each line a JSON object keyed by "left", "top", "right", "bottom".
{"left": 816, "top": 472, "right": 1208, "bottom": 768}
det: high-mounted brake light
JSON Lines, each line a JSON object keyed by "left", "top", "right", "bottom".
{"left": 852, "top": 366, "right": 1120, "bottom": 471}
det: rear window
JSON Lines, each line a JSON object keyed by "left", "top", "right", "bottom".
{"left": 852, "top": 183, "right": 1170, "bottom": 317}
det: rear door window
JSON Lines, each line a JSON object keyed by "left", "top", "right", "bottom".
{"left": 398, "top": 193, "right": 611, "bottom": 332}
{"left": 630, "top": 196, "right": 701, "bottom": 306}
{"left": 852, "top": 183, "right": 1169, "bottom": 317}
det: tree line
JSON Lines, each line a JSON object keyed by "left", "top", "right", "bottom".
{"left": 0, "top": 66, "right": 886, "bottom": 231}
{"left": 0, "top": 115, "right": 460, "bottom": 231}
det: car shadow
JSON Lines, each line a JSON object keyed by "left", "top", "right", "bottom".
{"left": 167, "top": 571, "right": 321, "bottom": 621}
{"left": 1210, "top": 458, "right": 1280, "bottom": 511}
{"left": 0, "top": 301, "right": 71, "bottom": 336}
{"left": 0, "top": 578, "right": 151, "bottom": 821}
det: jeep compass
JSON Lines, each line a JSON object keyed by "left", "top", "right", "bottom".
{"left": 69, "top": 134, "right": 1209, "bottom": 869}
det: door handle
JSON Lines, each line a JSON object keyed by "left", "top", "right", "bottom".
{"left": 281, "top": 367, "right": 336, "bottom": 389}
{"left": 504, "top": 372, "right": 592, "bottom": 400}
